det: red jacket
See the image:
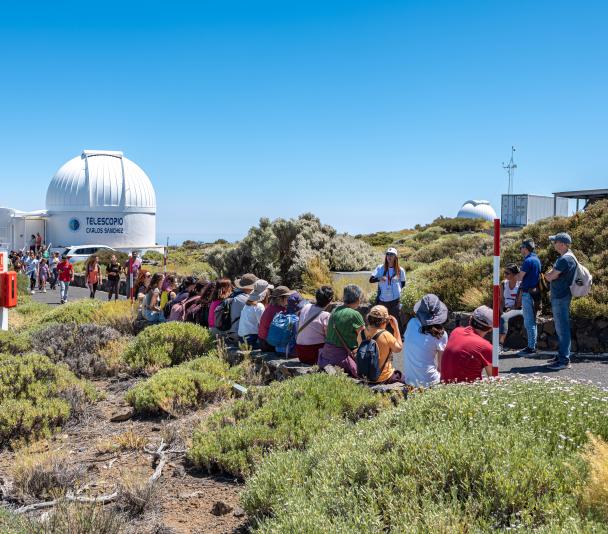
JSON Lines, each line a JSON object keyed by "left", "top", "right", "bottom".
{"left": 57, "top": 261, "right": 74, "bottom": 282}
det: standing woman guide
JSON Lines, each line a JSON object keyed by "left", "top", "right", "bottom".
{"left": 369, "top": 247, "right": 406, "bottom": 336}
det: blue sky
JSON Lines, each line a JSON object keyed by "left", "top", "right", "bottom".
{"left": 0, "top": 0, "right": 606, "bottom": 243}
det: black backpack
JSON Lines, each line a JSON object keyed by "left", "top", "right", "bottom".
{"left": 214, "top": 297, "right": 235, "bottom": 332}
{"left": 356, "top": 329, "right": 388, "bottom": 382}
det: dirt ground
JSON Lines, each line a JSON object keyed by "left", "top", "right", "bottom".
{"left": 0, "top": 377, "right": 248, "bottom": 534}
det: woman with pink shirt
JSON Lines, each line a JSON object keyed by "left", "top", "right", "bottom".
{"left": 208, "top": 278, "right": 232, "bottom": 336}
{"left": 295, "top": 286, "right": 334, "bottom": 364}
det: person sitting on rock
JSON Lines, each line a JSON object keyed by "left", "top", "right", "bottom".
{"left": 403, "top": 294, "right": 448, "bottom": 388}
{"left": 318, "top": 284, "right": 365, "bottom": 378}
{"left": 238, "top": 279, "right": 272, "bottom": 349}
{"left": 499, "top": 263, "right": 523, "bottom": 353}
{"left": 361, "top": 305, "right": 403, "bottom": 384}
{"left": 258, "top": 285, "right": 293, "bottom": 352}
{"left": 441, "top": 305, "right": 494, "bottom": 383}
{"left": 295, "top": 285, "right": 334, "bottom": 365}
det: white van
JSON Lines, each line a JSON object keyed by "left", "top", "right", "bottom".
{"left": 59, "top": 245, "right": 117, "bottom": 263}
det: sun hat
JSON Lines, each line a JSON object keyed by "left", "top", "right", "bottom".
{"left": 287, "top": 292, "right": 305, "bottom": 314}
{"left": 235, "top": 273, "right": 258, "bottom": 289}
{"left": 472, "top": 305, "right": 493, "bottom": 329}
{"left": 271, "top": 286, "right": 294, "bottom": 299}
{"left": 549, "top": 232, "right": 572, "bottom": 245}
{"left": 368, "top": 305, "right": 390, "bottom": 321}
{"left": 414, "top": 294, "right": 448, "bottom": 326}
{"left": 386, "top": 247, "right": 398, "bottom": 256}
{"left": 248, "top": 279, "right": 272, "bottom": 302}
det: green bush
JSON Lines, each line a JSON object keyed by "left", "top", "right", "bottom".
{"left": 430, "top": 216, "right": 493, "bottom": 233}
{"left": 188, "top": 373, "right": 388, "bottom": 479}
{"left": 0, "top": 508, "right": 28, "bottom": 533}
{"left": 0, "top": 331, "right": 31, "bottom": 355}
{"left": 0, "top": 353, "right": 97, "bottom": 447}
{"left": 125, "top": 355, "right": 240, "bottom": 415}
{"left": 122, "top": 322, "right": 215, "bottom": 372}
{"left": 36, "top": 299, "right": 104, "bottom": 327}
{"left": 243, "top": 377, "right": 608, "bottom": 532}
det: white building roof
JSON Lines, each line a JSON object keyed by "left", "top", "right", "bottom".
{"left": 457, "top": 200, "right": 497, "bottom": 221}
{"left": 46, "top": 150, "right": 156, "bottom": 214}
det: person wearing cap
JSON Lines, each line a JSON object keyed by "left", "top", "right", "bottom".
{"left": 369, "top": 248, "right": 406, "bottom": 337}
{"left": 238, "top": 279, "right": 272, "bottom": 349}
{"left": 515, "top": 238, "right": 542, "bottom": 356}
{"left": 362, "top": 305, "right": 404, "bottom": 383}
{"left": 544, "top": 232, "right": 577, "bottom": 370}
{"left": 259, "top": 285, "right": 294, "bottom": 352}
{"left": 403, "top": 294, "right": 449, "bottom": 388}
{"left": 440, "top": 306, "right": 494, "bottom": 383}
{"left": 319, "top": 284, "right": 365, "bottom": 377}
{"left": 295, "top": 286, "right": 335, "bottom": 365}
{"left": 226, "top": 273, "right": 259, "bottom": 344}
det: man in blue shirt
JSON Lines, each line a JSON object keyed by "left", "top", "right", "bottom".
{"left": 544, "top": 232, "right": 577, "bottom": 370}
{"left": 515, "top": 239, "right": 541, "bottom": 355}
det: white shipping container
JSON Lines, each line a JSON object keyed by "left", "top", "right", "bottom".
{"left": 501, "top": 194, "right": 568, "bottom": 227}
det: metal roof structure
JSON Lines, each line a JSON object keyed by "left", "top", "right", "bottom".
{"left": 553, "top": 188, "right": 608, "bottom": 212}
{"left": 46, "top": 150, "right": 156, "bottom": 214}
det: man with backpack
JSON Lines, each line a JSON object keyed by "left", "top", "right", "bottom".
{"left": 357, "top": 305, "right": 403, "bottom": 384}
{"left": 544, "top": 233, "right": 580, "bottom": 370}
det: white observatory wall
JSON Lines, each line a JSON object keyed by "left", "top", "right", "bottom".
{"left": 47, "top": 211, "right": 156, "bottom": 250}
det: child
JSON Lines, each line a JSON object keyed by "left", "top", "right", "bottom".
{"left": 238, "top": 280, "right": 271, "bottom": 349}
{"left": 38, "top": 258, "right": 50, "bottom": 293}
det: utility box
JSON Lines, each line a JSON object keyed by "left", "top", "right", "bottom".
{"left": 501, "top": 194, "right": 569, "bottom": 228}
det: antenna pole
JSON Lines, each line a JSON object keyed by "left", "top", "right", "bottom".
{"left": 502, "top": 146, "right": 517, "bottom": 195}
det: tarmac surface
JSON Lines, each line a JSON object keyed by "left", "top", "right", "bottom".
{"left": 31, "top": 286, "right": 608, "bottom": 389}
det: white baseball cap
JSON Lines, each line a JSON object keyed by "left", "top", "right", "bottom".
{"left": 385, "top": 247, "right": 398, "bottom": 256}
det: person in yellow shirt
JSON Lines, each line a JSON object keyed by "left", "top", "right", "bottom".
{"left": 362, "top": 305, "right": 404, "bottom": 384}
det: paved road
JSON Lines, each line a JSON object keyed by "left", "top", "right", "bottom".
{"left": 31, "top": 284, "right": 125, "bottom": 306}
{"left": 31, "top": 288, "right": 608, "bottom": 388}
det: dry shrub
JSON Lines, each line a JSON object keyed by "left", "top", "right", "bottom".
{"left": 12, "top": 449, "right": 84, "bottom": 501}
{"left": 92, "top": 300, "right": 137, "bottom": 335}
{"left": 301, "top": 256, "right": 331, "bottom": 295}
{"left": 580, "top": 434, "right": 608, "bottom": 521}
{"left": 96, "top": 428, "right": 147, "bottom": 454}
{"left": 117, "top": 474, "right": 158, "bottom": 517}
{"left": 30, "top": 500, "right": 125, "bottom": 533}
{"left": 459, "top": 286, "right": 488, "bottom": 310}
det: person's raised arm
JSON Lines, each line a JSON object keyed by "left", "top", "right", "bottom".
{"left": 545, "top": 268, "right": 561, "bottom": 282}
{"left": 388, "top": 317, "right": 403, "bottom": 352}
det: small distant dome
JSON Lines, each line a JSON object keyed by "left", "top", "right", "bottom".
{"left": 457, "top": 200, "right": 497, "bottom": 221}
{"left": 46, "top": 150, "right": 156, "bottom": 214}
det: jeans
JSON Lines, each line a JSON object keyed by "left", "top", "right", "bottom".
{"left": 239, "top": 334, "right": 259, "bottom": 350}
{"left": 59, "top": 281, "right": 70, "bottom": 302}
{"left": 521, "top": 292, "right": 537, "bottom": 350}
{"left": 500, "top": 309, "right": 524, "bottom": 335}
{"left": 551, "top": 294, "right": 572, "bottom": 363}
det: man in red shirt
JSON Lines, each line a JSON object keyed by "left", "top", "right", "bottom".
{"left": 441, "top": 306, "right": 494, "bottom": 383}
{"left": 56, "top": 254, "right": 74, "bottom": 304}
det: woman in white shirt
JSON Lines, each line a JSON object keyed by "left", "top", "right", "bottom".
{"left": 369, "top": 247, "right": 406, "bottom": 337}
{"left": 403, "top": 294, "right": 448, "bottom": 388}
{"left": 238, "top": 279, "right": 272, "bottom": 349}
{"left": 499, "top": 264, "right": 523, "bottom": 352}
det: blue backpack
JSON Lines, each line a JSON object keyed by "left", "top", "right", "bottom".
{"left": 267, "top": 312, "right": 299, "bottom": 354}
{"left": 355, "top": 329, "right": 388, "bottom": 382}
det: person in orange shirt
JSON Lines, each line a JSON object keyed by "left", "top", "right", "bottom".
{"left": 362, "top": 305, "right": 404, "bottom": 384}
{"left": 85, "top": 255, "right": 102, "bottom": 299}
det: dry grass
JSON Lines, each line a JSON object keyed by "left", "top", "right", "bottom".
{"left": 580, "top": 433, "right": 608, "bottom": 521}
{"left": 12, "top": 449, "right": 84, "bottom": 501}
{"left": 117, "top": 474, "right": 158, "bottom": 517}
{"left": 96, "top": 428, "right": 148, "bottom": 454}
{"left": 30, "top": 500, "right": 126, "bottom": 533}
{"left": 459, "top": 286, "right": 488, "bottom": 309}
{"left": 330, "top": 272, "right": 376, "bottom": 304}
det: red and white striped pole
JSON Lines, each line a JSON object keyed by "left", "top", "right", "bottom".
{"left": 492, "top": 218, "right": 501, "bottom": 377}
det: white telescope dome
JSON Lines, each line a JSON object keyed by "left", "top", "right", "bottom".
{"left": 46, "top": 150, "right": 156, "bottom": 214}
{"left": 457, "top": 200, "right": 497, "bottom": 221}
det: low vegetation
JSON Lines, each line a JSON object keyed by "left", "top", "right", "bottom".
{"left": 125, "top": 355, "right": 241, "bottom": 415}
{"left": 31, "top": 323, "right": 124, "bottom": 378}
{"left": 0, "top": 352, "right": 97, "bottom": 447}
{"left": 0, "top": 331, "right": 31, "bottom": 355}
{"left": 188, "top": 373, "right": 388, "bottom": 478}
{"left": 580, "top": 434, "right": 608, "bottom": 522}
{"left": 242, "top": 377, "right": 608, "bottom": 532}
{"left": 121, "top": 322, "right": 215, "bottom": 373}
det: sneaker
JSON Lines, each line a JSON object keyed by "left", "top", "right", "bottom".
{"left": 547, "top": 361, "right": 571, "bottom": 371}
{"left": 30, "top": 290, "right": 35, "bottom": 295}
{"left": 517, "top": 347, "right": 537, "bottom": 356}
{"left": 546, "top": 356, "right": 558, "bottom": 364}
{"left": 43, "top": 289, "right": 47, "bottom": 293}
{"left": 60, "top": 299, "right": 64, "bottom": 304}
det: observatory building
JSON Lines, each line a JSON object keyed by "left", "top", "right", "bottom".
{"left": 456, "top": 200, "right": 497, "bottom": 222}
{"left": 0, "top": 150, "right": 157, "bottom": 251}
